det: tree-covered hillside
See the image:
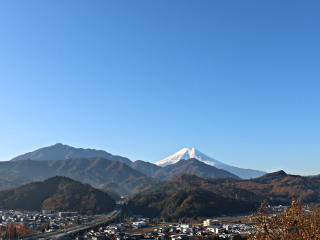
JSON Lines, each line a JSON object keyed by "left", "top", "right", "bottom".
{"left": 0, "top": 176, "right": 115, "bottom": 214}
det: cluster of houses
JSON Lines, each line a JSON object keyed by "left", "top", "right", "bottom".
{"left": 0, "top": 209, "right": 94, "bottom": 233}
{"left": 201, "top": 219, "right": 253, "bottom": 238}
{"left": 0, "top": 209, "right": 256, "bottom": 239}
{"left": 5, "top": 207, "right": 306, "bottom": 239}
{"left": 72, "top": 216, "right": 255, "bottom": 240}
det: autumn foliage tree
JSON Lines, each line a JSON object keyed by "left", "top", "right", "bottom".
{"left": 2, "top": 223, "right": 28, "bottom": 239}
{"left": 248, "top": 200, "right": 320, "bottom": 240}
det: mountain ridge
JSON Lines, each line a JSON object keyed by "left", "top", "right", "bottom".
{"left": 0, "top": 157, "right": 158, "bottom": 195}
{"left": 152, "top": 158, "right": 240, "bottom": 180}
{"left": 11, "top": 143, "right": 132, "bottom": 166}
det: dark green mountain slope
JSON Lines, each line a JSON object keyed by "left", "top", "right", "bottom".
{"left": 127, "top": 186, "right": 254, "bottom": 218}
{"left": 99, "top": 183, "right": 122, "bottom": 200}
{"left": 0, "top": 170, "right": 30, "bottom": 190}
{"left": 0, "top": 176, "right": 115, "bottom": 214}
{"left": 130, "top": 160, "right": 161, "bottom": 177}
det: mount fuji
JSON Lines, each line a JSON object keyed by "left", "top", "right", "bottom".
{"left": 155, "top": 148, "right": 266, "bottom": 179}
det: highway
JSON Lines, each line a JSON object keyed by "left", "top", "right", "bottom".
{"left": 22, "top": 201, "right": 123, "bottom": 240}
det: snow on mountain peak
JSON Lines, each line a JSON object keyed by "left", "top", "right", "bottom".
{"left": 154, "top": 148, "right": 267, "bottom": 179}
{"left": 154, "top": 148, "right": 225, "bottom": 167}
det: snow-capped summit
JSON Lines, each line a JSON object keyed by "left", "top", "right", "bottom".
{"left": 155, "top": 148, "right": 226, "bottom": 168}
{"left": 155, "top": 148, "right": 266, "bottom": 179}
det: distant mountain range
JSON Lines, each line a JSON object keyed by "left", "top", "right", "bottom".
{"left": 10, "top": 144, "right": 266, "bottom": 179}
{"left": 155, "top": 148, "right": 266, "bottom": 179}
{"left": 2, "top": 143, "right": 319, "bottom": 217}
{"left": 1, "top": 143, "right": 267, "bottom": 196}
{"left": 0, "top": 157, "right": 237, "bottom": 194}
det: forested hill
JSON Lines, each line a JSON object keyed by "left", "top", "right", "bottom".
{"left": 127, "top": 172, "right": 320, "bottom": 218}
{"left": 137, "top": 172, "right": 320, "bottom": 204}
{"left": 0, "top": 176, "right": 116, "bottom": 214}
{"left": 127, "top": 185, "right": 255, "bottom": 219}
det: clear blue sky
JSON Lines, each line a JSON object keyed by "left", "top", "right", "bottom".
{"left": 0, "top": 1, "right": 319, "bottom": 175}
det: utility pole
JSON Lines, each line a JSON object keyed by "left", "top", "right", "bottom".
{"left": 162, "top": 219, "right": 165, "bottom": 233}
